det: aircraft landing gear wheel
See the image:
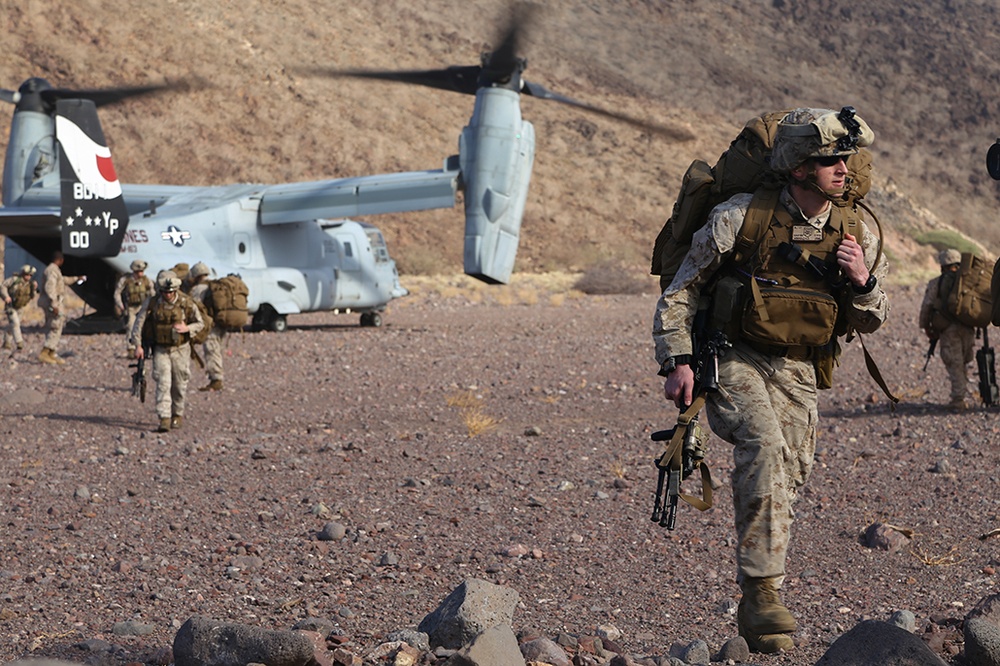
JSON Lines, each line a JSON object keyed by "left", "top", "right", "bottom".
{"left": 253, "top": 305, "right": 287, "bottom": 332}
{"left": 360, "top": 312, "right": 382, "bottom": 327}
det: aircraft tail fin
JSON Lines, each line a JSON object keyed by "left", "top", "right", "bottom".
{"left": 55, "top": 98, "right": 129, "bottom": 257}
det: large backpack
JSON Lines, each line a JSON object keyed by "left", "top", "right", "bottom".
{"left": 207, "top": 275, "right": 250, "bottom": 331}
{"left": 944, "top": 253, "right": 994, "bottom": 328}
{"left": 650, "top": 110, "right": 873, "bottom": 291}
{"left": 190, "top": 296, "right": 213, "bottom": 345}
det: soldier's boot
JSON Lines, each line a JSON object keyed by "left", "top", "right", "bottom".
{"left": 199, "top": 379, "right": 223, "bottom": 391}
{"left": 52, "top": 351, "right": 66, "bottom": 365}
{"left": 157, "top": 418, "right": 172, "bottom": 433}
{"left": 38, "top": 348, "right": 57, "bottom": 364}
{"left": 738, "top": 577, "right": 796, "bottom": 654}
{"left": 170, "top": 415, "right": 182, "bottom": 429}
{"left": 1, "top": 338, "right": 10, "bottom": 350}
{"left": 16, "top": 342, "right": 23, "bottom": 350}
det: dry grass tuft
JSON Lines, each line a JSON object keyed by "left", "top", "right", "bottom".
{"left": 573, "top": 261, "right": 656, "bottom": 296}
{"left": 461, "top": 406, "right": 501, "bottom": 437}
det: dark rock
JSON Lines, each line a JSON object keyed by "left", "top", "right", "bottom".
{"left": 173, "top": 615, "right": 316, "bottom": 666}
{"left": 814, "top": 620, "right": 948, "bottom": 665}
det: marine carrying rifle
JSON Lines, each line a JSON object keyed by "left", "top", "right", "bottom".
{"left": 650, "top": 330, "right": 729, "bottom": 530}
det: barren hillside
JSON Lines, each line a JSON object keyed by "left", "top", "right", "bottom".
{"left": 3, "top": 0, "right": 1000, "bottom": 277}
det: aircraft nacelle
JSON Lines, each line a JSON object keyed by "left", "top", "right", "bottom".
{"left": 460, "top": 87, "right": 535, "bottom": 284}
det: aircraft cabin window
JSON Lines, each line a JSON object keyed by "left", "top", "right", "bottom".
{"left": 343, "top": 242, "right": 353, "bottom": 258}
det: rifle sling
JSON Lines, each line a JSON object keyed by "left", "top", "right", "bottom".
{"left": 656, "top": 393, "right": 713, "bottom": 512}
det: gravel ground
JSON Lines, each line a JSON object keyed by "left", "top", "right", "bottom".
{"left": 1, "top": 281, "right": 998, "bottom": 665}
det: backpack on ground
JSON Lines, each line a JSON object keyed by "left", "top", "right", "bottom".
{"left": 649, "top": 109, "right": 873, "bottom": 291}
{"left": 206, "top": 274, "right": 250, "bottom": 331}
{"left": 944, "top": 252, "right": 995, "bottom": 328}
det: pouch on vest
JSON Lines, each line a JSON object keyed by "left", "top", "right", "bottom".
{"left": 813, "top": 338, "right": 842, "bottom": 390}
{"left": 741, "top": 287, "right": 838, "bottom": 347}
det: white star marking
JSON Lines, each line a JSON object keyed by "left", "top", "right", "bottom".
{"left": 161, "top": 225, "right": 192, "bottom": 247}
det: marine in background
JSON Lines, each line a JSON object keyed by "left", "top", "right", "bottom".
{"left": 1, "top": 264, "right": 39, "bottom": 356}
{"left": 113, "top": 259, "right": 154, "bottom": 359}
{"left": 130, "top": 270, "right": 204, "bottom": 432}
{"left": 919, "top": 248, "right": 976, "bottom": 410}
{"left": 188, "top": 261, "right": 225, "bottom": 391}
{"left": 36, "top": 251, "right": 86, "bottom": 365}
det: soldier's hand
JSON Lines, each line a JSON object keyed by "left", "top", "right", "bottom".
{"left": 174, "top": 322, "right": 189, "bottom": 334}
{"left": 837, "top": 233, "right": 870, "bottom": 287}
{"left": 663, "top": 364, "right": 696, "bottom": 410}
{"left": 135, "top": 347, "right": 145, "bottom": 360}
{"left": 114, "top": 307, "right": 123, "bottom": 317}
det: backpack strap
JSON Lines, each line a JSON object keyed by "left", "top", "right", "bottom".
{"left": 732, "top": 187, "right": 781, "bottom": 265}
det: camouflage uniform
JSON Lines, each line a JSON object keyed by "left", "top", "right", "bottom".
{"left": 189, "top": 280, "right": 226, "bottom": 389}
{"left": 36, "top": 255, "right": 83, "bottom": 363}
{"left": 919, "top": 250, "right": 975, "bottom": 408}
{"left": 1, "top": 267, "right": 38, "bottom": 351}
{"left": 654, "top": 189, "right": 890, "bottom": 582}
{"left": 130, "top": 273, "right": 204, "bottom": 431}
{"left": 113, "top": 261, "right": 154, "bottom": 357}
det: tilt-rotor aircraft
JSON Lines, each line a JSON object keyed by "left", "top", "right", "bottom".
{"left": 0, "top": 11, "right": 685, "bottom": 331}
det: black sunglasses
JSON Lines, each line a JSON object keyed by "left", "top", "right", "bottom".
{"left": 812, "top": 155, "right": 847, "bottom": 167}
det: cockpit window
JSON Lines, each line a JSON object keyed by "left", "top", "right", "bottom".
{"left": 365, "top": 229, "right": 391, "bottom": 263}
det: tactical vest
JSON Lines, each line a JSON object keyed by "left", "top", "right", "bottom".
{"left": 8, "top": 277, "right": 35, "bottom": 310}
{"left": 707, "top": 198, "right": 857, "bottom": 360}
{"left": 125, "top": 275, "right": 152, "bottom": 306}
{"left": 143, "top": 293, "right": 194, "bottom": 347}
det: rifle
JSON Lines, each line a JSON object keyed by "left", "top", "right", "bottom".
{"left": 923, "top": 338, "right": 937, "bottom": 372}
{"left": 129, "top": 348, "right": 148, "bottom": 403}
{"left": 977, "top": 327, "right": 999, "bottom": 406}
{"left": 651, "top": 330, "right": 729, "bottom": 530}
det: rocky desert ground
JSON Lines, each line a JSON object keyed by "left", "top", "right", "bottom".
{"left": 1, "top": 275, "right": 999, "bottom": 665}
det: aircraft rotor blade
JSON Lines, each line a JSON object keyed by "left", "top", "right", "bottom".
{"left": 2, "top": 77, "right": 197, "bottom": 113}
{"left": 305, "top": 66, "right": 482, "bottom": 96}
{"left": 521, "top": 80, "right": 694, "bottom": 140}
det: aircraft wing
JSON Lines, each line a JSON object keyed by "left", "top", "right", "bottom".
{"left": 0, "top": 206, "right": 61, "bottom": 237}
{"left": 257, "top": 166, "right": 459, "bottom": 225}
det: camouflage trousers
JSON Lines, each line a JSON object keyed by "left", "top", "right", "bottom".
{"left": 938, "top": 324, "right": 975, "bottom": 402}
{"left": 203, "top": 327, "right": 226, "bottom": 382}
{"left": 152, "top": 343, "right": 192, "bottom": 420}
{"left": 704, "top": 343, "right": 818, "bottom": 583}
{"left": 123, "top": 305, "right": 143, "bottom": 353}
{"left": 43, "top": 308, "right": 66, "bottom": 351}
{"left": 3, "top": 307, "right": 25, "bottom": 346}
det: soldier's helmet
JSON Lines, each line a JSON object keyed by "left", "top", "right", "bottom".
{"left": 770, "top": 106, "right": 875, "bottom": 174}
{"left": 157, "top": 270, "right": 181, "bottom": 293}
{"left": 19, "top": 264, "right": 36, "bottom": 276}
{"left": 938, "top": 248, "right": 962, "bottom": 267}
{"left": 191, "top": 262, "right": 211, "bottom": 279}
{"left": 130, "top": 259, "right": 148, "bottom": 272}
